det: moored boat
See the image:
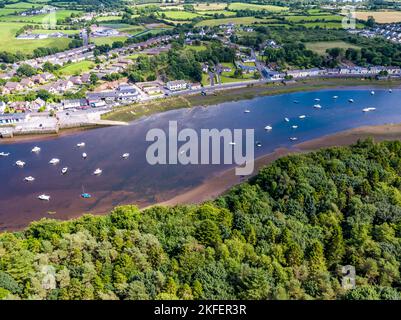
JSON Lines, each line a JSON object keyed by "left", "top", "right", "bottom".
{"left": 77, "top": 142, "right": 85, "bottom": 148}
{"left": 49, "top": 158, "right": 60, "bottom": 165}
{"left": 122, "top": 153, "right": 130, "bottom": 159}
{"left": 264, "top": 125, "right": 273, "bottom": 131}
{"left": 31, "top": 146, "right": 41, "bottom": 153}
{"left": 38, "top": 194, "right": 50, "bottom": 201}
{"left": 24, "top": 176, "right": 35, "bottom": 182}
{"left": 93, "top": 168, "right": 102, "bottom": 175}
{"left": 0, "top": 152, "right": 10, "bottom": 157}
{"left": 362, "top": 107, "right": 376, "bottom": 112}
{"left": 61, "top": 167, "right": 68, "bottom": 175}
{"left": 299, "top": 115, "right": 306, "bottom": 119}
{"left": 16, "top": 160, "right": 25, "bottom": 167}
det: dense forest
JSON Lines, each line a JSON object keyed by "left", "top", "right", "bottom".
{"left": 2, "top": 139, "right": 401, "bottom": 300}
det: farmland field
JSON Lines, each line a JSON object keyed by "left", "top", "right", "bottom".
{"left": 305, "top": 41, "right": 361, "bottom": 55}
{"left": 285, "top": 15, "right": 343, "bottom": 22}
{"left": 354, "top": 11, "right": 401, "bottom": 23}
{"left": 0, "top": 10, "right": 82, "bottom": 23}
{"left": 228, "top": 2, "right": 288, "bottom": 12}
{"left": 299, "top": 21, "right": 364, "bottom": 29}
{"left": 0, "top": 22, "right": 72, "bottom": 54}
{"left": 91, "top": 36, "right": 128, "bottom": 46}
{"left": 58, "top": 60, "right": 95, "bottom": 76}
{"left": 159, "top": 10, "right": 201, "bottom": 20}
{"left": 201, "top": 10, "right": 236, "bottom": 17}
{"left": 193, "top": 2, "right": 227, "bottom": 11}
{"left": 196, "top": 16, "right": 265, "bottom": 27}
{"left": 4, "top": 2, "right": 42, "bottom": 9}
{"left": 30, "top": 29, "right": 80, "bottom": 34}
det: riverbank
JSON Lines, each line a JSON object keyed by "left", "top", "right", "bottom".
{"left": 159, "top": 122, "right": 401, "bottom": 207}
{"left": 103, "top": 77, "right": 401, "bottom": 122}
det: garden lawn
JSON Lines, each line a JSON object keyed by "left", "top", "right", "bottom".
{"left": 57, "top": 60, "right": 95, "bottom": 76}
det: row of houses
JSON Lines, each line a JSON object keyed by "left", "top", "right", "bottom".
{"left": 264, "top": 66, "right": 401, "bottom": 80}
{"left": 0, "top": 72, "right": 56, "bottom": 94}
{"left": 166, "top": 80, "right": 201, "bottom": 91}
{"left": 85, "top": 84, "right": 140, "bottom": 107}
{"left": 92, "top": 59, "right": 133, "bottom": 79}
{"left": 23, "top": 45, "right": 96, "bottom": 68}
{"left": 0, "top": 98, "right": 46, "bottom": 114}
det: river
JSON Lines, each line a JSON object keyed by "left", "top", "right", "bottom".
{"left": 0, "top": 88, "right": 400, "bottom": 230}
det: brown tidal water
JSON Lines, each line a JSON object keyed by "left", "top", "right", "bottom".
{"left": 1, "top": 89, "right": 401, "bottom": 230}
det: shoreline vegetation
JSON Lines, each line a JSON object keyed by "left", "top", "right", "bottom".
{"left": 103, "top": 77, "right": 401, "bottom": 122}
{"left": 159, "top": 122, "right": 401, "bottom": 208}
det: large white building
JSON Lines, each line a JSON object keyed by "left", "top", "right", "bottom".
{"left": 166, "top": 80, "right": 188, "bottom": 91}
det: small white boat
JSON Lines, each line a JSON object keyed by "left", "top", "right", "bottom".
{"left": 362, "top": 107, "right": 376, "bottom": 112}
{"left": 264, "top": 125, "right": 273, "bottom": 131}
{"left": 289, "top": 137, "right": 298, "bottom": 141}
{"left": 256, "top": 141, "right": 262, "bottom": 147}
{"left": 93, "top": 168, "right": 102, "bottom": 175}
{"left": 24, "top": 176, "right": 35, "bottom": 182}
{"left": 371, "top": 91, "right": 375, "bottom": 95}
{"left": 229, "top": 142, "right": 236, "bottom": 145}
{"left": 293, "top": 100, "right": 299, "bottom": 104}
{"left": 16, "top": 160, "right": 25, "bottom": 167}
{"left": 61, "top": 167, "right": 68, "bottom": 175}
{"left": 284, "top": 117, "right": 290, "bottom": 122}
{"left": 348, "top": 99, "right": 354, "bottom": 103}
{"left": 122, "top": 153, "right": 130, "bottom": 159}
{"left": 49, "top": 158, "right": 60, "bottom": 165}
{"left": 313, "top": 104, "right": 322, "bottom": 109}
{"left": 389, "top": 89, "right": 392, "bottom": 93}
{"left": 31, "top": 146, "right": 41, "bottom": 153}
{"left": 38, "top": 194, "right": 50, "bottom": 201}
{"left": 82, "top": 152, "right": 87, "bottom": 159}
{"left": 292, "top": 125, "right": 298, "bottom": 129}
{"left": 244, "top": 109, "right": 250, "bottom": 113}
{"left": 77, "top": 142, "right": 85, "bottom": 148}
{"left": 0, "top": 152, "right": 10, "bottom": 157}
{"left": 314, "top": 98, "right": 320, "bottom": 102}
{"left": 333, "top": 95, "right": 338, "bottom": 99}
{"left": 299, "top": 115, "right": 306, "bottom": 119}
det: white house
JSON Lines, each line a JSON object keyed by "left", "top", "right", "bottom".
{"left": 166, "top": 80, "right": 188, "bottom": 91}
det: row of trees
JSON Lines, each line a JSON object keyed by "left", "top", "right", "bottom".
{"left": 1, "top": 139, "right": 401, "bottom": 299}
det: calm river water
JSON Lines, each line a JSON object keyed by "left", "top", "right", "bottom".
{"left": 1, "top": 88, "right": 400, "bottom": 230}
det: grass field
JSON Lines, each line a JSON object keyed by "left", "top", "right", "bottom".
{"left": 196, "top": 16, "right": 265, "bottom": 27}
{"left": 96, "top": 16, "right": 123, "bottom": 22}
{"left": 297, "top": 22, "right": 364, "bottom": 29}
{"left": 305, "top": 41, "right": 361, "bottom": 55}
{"left": 57, "top": 60, "right": 95, "bottom": 76}
{"left": 91, "top": 36, "right": 128, "bottom": 46}
{"left": 4, "top": 2, "right": 42, "bottom": 9}
{"left": 0, "top": 22, "right": 72, "bottom": 54}
{"left": 285, "top": 15, "right": 343, "bottom": 22}
{"left": 159, "top": 10, "right": 201, "bottom": 20}
{"left": 185, "top": 44, "right": 208, "bottom": 52}
{"left": 0, "top": 8, "right": 25, "bottom": 16}
{"left": 193, "top": 3, "right": 227, "bottom": 11}
{"left": 228, "top": 2, "right": 288, "bottom": 12}
{"left": 30, "top": 29, "right": 80, "bottom": 34}
{"left": 354, "top": 11, "right": 401, "bottom": 23}
{"left": 201, "top": 10, "right": 236, "bottom": 17}
{"left": 0, "top": 10, "right": 82, "bottom": 23}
